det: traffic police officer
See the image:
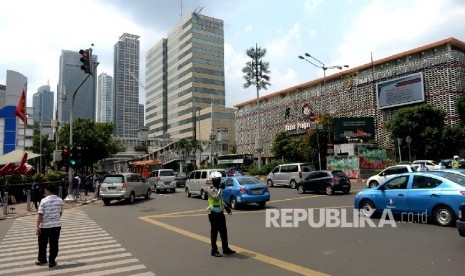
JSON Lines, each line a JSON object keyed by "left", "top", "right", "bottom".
{"left": 207, "top": 171, "right": 236, "bottom": 257}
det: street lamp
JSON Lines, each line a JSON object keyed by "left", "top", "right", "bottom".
{"left": 406, "top": 136, "right": 412, "bottom": 162}
{"left": 298, "top": 53, "right": 349, "bottom": 169}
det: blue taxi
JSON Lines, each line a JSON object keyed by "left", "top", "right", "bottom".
{"left": 354, "top": 171, "right": 465, "bottom": 226}
{"left": 221, "top": 176, "right": 270, "bottom": 209}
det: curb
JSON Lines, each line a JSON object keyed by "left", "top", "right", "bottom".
{"left": 0, "top": 198, "right": 99, "bottom": 220}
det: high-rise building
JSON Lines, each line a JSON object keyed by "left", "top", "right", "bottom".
{"left": 57, "top": 50, "right": 97, "bottom": 124}
{"left": 32, "top": 85, "right": 54, "bottom": 124}
{"left": 113, "top": 33, "right": 140, "bottom": 138}
{"left": 138, "top": 104, "right": 144, "bottom": 127}
{"left": 145, "top": 13, "right": 232, "bottom": 141}
{"left": 97, "top": 73, "right": 113, "bottom": 123}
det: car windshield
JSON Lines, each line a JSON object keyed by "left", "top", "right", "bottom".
{"left": 160, "top": 170, "right": 174, "bottom": 176}
{"left": 103, "top": 176, "right": 124, "bottom": 183}
{"left": 237, "top": 177, "right": 260, "bottom": 185}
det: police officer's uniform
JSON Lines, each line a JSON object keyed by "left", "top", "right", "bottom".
{"left": 207, "top": 172, "right": 236, "bottom": 257}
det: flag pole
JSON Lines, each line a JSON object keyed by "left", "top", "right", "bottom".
{"left": 22, "top": 84, "right": 27, "bottom": 153}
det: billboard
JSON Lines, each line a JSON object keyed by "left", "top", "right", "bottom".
{"left": 333, "top": 117, "right": 374, "bottom": 141}
{"left": 376, "top": 72, "right": 425, "bottom": 109}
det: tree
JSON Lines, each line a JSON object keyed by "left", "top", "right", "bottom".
{"left": 58, "top": 119, "right": 121, "bottom": 171}
{"left": 457, "top": 92, "right": 465, "bottom": 126}
{"left": 271, "top": 132, "right": 302, "bottom": 163}
{"left": 385, "top": 104, "right": 446, "bottom": 160}
{"left": 242, "top": 43, "right": 271, "bottom": 170}
{"left": 175, "top": 138, "right": 202, "bottom": 171}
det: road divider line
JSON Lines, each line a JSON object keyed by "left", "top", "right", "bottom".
{"left": 139, "top": 216, "right": 331, "bottom": 276}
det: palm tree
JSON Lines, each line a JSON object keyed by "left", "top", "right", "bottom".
{"left": 175, "top": 138, "right": 203, "bottom": 171}
{"left": 242, "top": 44, "right": 271, "bottom": 170}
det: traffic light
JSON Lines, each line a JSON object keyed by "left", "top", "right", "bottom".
{"left": 79, "top": 48, "right": 93, "bottom": 75}
{"left": 61, "top": 146, "right": 69, "bottom": 169}
{"left": 70, "top": 146, "right": 78, "bottom": 168}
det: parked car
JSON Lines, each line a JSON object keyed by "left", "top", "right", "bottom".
{"left": 99, "top": 173, "right": 152, "bottom": 205}
{"left": 221, "top": 176, "right": 270, "bottom": 209}
{"left": 412, "top": 160, "right": 442, "bottom": 170}
{"left": 266, "top": 163, "right": 315, "bottom": 188}
{"left": 355, "top": 171, "right": 465, "bottom": 226}
{"left": 296, "top": 170, "right": 351, "bottom": 195}
{"left": 174, "top": 171, "right": 188, "bottom": 187}
{"left": 185, "top": 169, "right": 227, "bottom": 200}
{"left": 366, "top": 164, "right": 418, "bottom": 188}
{"left": 148, "top": 169, "right": 177, "bottom": 193}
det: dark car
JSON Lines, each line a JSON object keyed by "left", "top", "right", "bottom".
{"left": 457, "top": 203, "right": 465, "bottom": 236}
{"left": 175, "top": 171, "right": 187, "bottom": 187}
{"left": 296, "top": 170, "right": 351, "bottom": 195}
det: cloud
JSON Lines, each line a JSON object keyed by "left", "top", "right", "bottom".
{"left": 334, "top": 0, "right": 465, "bottom": 68}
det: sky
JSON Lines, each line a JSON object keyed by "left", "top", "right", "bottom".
{"left": 1, "top": 0, "right": 464, "bottom": 109}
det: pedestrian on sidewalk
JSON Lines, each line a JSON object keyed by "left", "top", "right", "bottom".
{"left": 93, "top": 173, "right": 100, "bottom": 199}
{"left": 32, "top": 181, "right": 43, "bottom": 210}
{"left": 35, "top": 185, "right": 64, "bottom": 268}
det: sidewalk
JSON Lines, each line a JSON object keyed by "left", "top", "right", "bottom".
{"left": 0, "top": 192, "right": 99, "bottom": 220}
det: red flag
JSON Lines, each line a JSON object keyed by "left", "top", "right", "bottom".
{"left": 15, "top": 90, "right": 26, "bottom": 123}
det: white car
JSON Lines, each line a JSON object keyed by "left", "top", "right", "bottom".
{"left": 412, "top": 160, "right": 442, "bottom": 170}
{"left": 366, "top": 165, "right": 418, "bottom": 188}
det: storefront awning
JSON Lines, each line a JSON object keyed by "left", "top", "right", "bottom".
{"left": 0, "top": 149, "right": 40, "bottom": 165}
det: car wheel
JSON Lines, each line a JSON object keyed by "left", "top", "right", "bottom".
{"left": 185, "top": 187, "right": 191, "bottom": 197}
{"left": 127, "top": 193, "right": 135, "bottom": 204}
{"left": 360, "top": 200, "right": 376, "bottom": 217}
{"left": 171, "top": 188, "right": 176, "bottom": 193}
{"left": 267, "top": 179, "right": 274, "bottom": 187}
{"left": 230, "top": 196, "right": 237, "bottom": 209}
{"left": 325, "top": 185, "right": 334, "bottom": 195}
{"left": 103, "top": 199, "right": 110, "bottom": 206}
{"left": 201, "top": 189, "right": 208, "bottom": 200}
{"left": 290, "top": 180, "right": 297, "bottom": 189}
{"left": 257, "top": 201, "right": 266, "bottom": 208}
{"left": 297, "top": 185, "right": 305, "bottom": 194}
{"left": 145, "top": 189, "right": 151, "bottom": 199}
{"left": 368, "top": 181, "right": 378, "bottom": 188}
{"left": 342, "top": 188, "right": 350, "bottom": 194}
{"left": 434, "top": 205, "right": 455, "bottom": 226}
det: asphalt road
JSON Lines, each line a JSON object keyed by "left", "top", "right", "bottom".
{"left": 3, "top": 180, "right": 465, "bottom": 276}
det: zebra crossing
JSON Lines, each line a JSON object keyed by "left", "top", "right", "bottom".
{"left": 0, "top": 207, "right": 155, "bottom": 276}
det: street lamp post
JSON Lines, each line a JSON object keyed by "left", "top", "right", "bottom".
{"left": 298, "top": 53, "right": 348, "bottom": 169}
{"left": 406, "top": 136, "right": 412, "bottom": 162}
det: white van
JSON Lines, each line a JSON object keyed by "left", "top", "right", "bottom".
{"left": 185, "top": 169, "right": 227, "bottom": 200}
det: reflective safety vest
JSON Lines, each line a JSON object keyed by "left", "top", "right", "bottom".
{"left": 208, "top": 187, "right": 224, "bottom": 213}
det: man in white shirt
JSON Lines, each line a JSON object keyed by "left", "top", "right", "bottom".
{"left": 35, "top": 185, "right": 64, "bottom": 268}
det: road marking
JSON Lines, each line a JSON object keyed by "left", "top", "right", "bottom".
{"left": 139, "top": 215, "right": 331, "bottom": 276}
{"left": 0, "top": 208, "right": 155, "bottom": 276}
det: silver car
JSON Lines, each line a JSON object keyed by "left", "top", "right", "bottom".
{"left": 99, "top": 173, "right": 152, "bottom": 205}
{"left": 148, "top": 169, "right": 177, "bottom": 193}
{"left": 266, "top": 163, "right": 315, "bottom": 189}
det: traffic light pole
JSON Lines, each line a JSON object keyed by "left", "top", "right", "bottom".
{"left": 64, "top": 73, "right": 91, "bottom": 203}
